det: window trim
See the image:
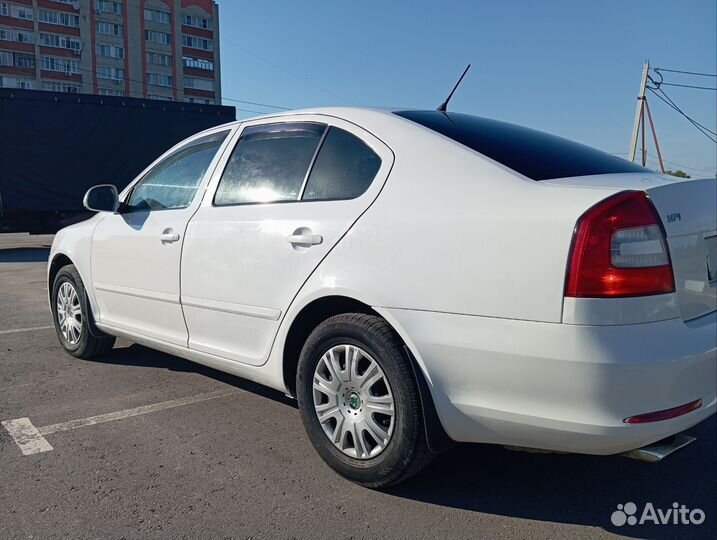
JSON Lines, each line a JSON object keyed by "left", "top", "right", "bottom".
{"left": 211, "top": 121, "right": 384, "bottom": 208}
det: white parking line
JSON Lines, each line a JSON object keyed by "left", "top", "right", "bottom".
{"left": 0, "top": 325, "right": 54, "bottom": 335}
{"left": 1, "top": 418, "right": 54, "bottom": 455}
{"left": 2, "top": 388, "right": 241, "bottom": 456}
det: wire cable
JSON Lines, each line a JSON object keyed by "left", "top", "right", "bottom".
{"left": 659, "top": 82, "right": 717, "bottom": 91}
{"left": 647, "top": 87, "right": 717, "bottom": 143}
{"left": 654, "top": 68, "right": 717, "bottom": 78}
{"left": 223, "top": 38, "right": 357, "bottom": 105}
{"left": 35, "top": 63, "right": 293, "bottom": 112}
{"left": 653, "top": 87, "right": 717, "bottom": 137}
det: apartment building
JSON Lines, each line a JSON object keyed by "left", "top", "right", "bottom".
{"left": 0, "top": 0, "right": 221, "bottom": 104}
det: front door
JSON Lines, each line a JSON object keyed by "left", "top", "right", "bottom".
{"left": 181, "top": 116, "right": 393, "bottom": 365}
{"left": 91, "top": 128, "right": 232, "bottom": 346}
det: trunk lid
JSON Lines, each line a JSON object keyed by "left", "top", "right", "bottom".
{"left": 546, "top": 173, "right": 717, "bottom": 321}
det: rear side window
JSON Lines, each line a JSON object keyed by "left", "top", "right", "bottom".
{"left": 395, "top": 111, "right": 648, "bottom": 181}
{"left": 302, "top": 127, "right": 381, "bottom": 201}
{"left": 214, "top": 122, "right": 324, "bottom": 205}
{"left": 127, "top": 130, "right": 228, "bottom": 211}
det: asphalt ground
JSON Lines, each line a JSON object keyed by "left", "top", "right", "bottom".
{"left": 0, "top": 232, "right": 715, "bottom": 540}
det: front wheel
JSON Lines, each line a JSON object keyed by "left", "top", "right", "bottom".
{"left": 51, "top": 265, "right": 115, "bottom": 359}
{"left": 296, "top": 313, "right": 432, "bottom": 488}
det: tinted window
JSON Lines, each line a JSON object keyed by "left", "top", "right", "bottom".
{"left": 127, "top": 130, "right": 228, "bottom": 211}
{"left": 395, "top": 111, "right": 648, "bottom": 181}
{"left": 302, "top": 127, "right": 381, "bottom": 201}
{"left": 214, "top": 123, "right": 324, "bottom": 205}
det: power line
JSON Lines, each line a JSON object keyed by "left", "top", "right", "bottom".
{"left": 612, "top": 152, "right": 715, "bottom": 175}
{"left": 39, "top": 63, "right": 292, "bottom": 113}
{"left": 653, "top": 86, "right": 717, "bottom": 137}
{"left": 220, "top": 97, "right": 291, "bottom": 110}
{"left": 654, "top": 67, "right": 717, "bottom": 78}
{"left": 647, "top": 87, "right": 717, "bottom": 143}
{"left": 223, "top": 38, "right": 356, "bottom": 105}
{"left": 659, "top": 82, "right": 717, "bottom": 91}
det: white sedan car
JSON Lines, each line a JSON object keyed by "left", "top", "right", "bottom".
{"left": 49, "top": 108, "right": 716, "bottom": 487}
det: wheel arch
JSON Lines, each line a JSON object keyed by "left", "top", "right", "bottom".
{"left": 281, "top": 294, "right": 453, "bottom": 453}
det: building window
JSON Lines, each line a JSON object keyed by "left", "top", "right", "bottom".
{"left": 183, "top": 15, "right": 212, "bottom": 29}
{"left": 184, "top": 97, "right": 213, "bottom": 105}
{"left": 95, "top": 0, "right": 122, "bottom": 16}
{"left": 97, "top": 65, "right": 124, "bottom": 82}
{"left": 145, "top": 30, "right": 171, "bottom": 45}
{"left": 14, "top": 29, "right": 34, "bottom": 44}
{"left": 96, "top": 21, "right": 123, "bottom": 36}
{"left": 42, "top": 80, "right": 82, "bottom": 93}
{"left": 0, "top": 3, "right": 6, "bottom": 17}
{"left": 39, "top": 9, "right": 80, "bottom": 28}
{"left": 147, "top": 94, "right": 172, "bottom": 101}
{"left": 9, "top": 4, "right": 33, "bottom": 20}
{"left": 183, "top": 56, "right": 213, "bottom": 71}
{"left": 147, "top": 51, "right": 172, "bottom": 66}
{"left": 96, "top": 43, "right": 124, "bottom": 59}
{"left": 98, "top": 88, "right": 124, "bottom": 96}
{"left": 39, "top": 33, "right": 82, "bottom": 51}
{"left": 0, "top": 50, "right": 12, "bottom": 66}
{"left": 144, "top": 8, "right": 170, "bottom": 24}
{"left": 182, "top": 35, "right": 213, "bottom": 51}
{"left": 14, "top": 52, "right": 34, "bottom": 68}
{"left": 42, "top": 56, "right": 80, "bottom": 74}
{"left": 184, "top": 76, "right": 213, "bottom": 91}
{"left": 147, "top": 72, "right": 172, "bottom": 87}
{"left": 0, "top": 75, "right": 34, "bottom": 89}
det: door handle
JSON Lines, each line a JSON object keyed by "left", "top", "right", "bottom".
{"left": 287, "top": 233, "right": 323, "bottom": 246}
{"left": 160, "top": 229, "right": 180, "bottom": 244}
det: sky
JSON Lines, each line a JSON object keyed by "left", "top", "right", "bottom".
{"left": 218, "top": 0, "right": 717, "bottom": 178}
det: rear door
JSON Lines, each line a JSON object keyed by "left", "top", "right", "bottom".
{"left": 181, "top": 115, "right": 393, "bottom": 365}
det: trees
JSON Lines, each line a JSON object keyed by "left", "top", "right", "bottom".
{"left": 665, "top": 169, "right": 691, "bottom": 178}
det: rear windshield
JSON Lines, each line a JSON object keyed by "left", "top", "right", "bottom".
{"left": 395, "top": 110, "right": 649, "bottom": 181}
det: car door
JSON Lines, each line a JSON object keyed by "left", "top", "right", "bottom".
{"left": 91, "top": 128, "right": 233, "bottom": 346}
{"left": 181, "top": 115, "right": 394, "bottom": 365}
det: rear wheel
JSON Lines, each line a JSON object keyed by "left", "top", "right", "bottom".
{"left": 51, "top": 265, "right": 115, "bottom": 359}
{"left": 297, "top": 313, "right": 432, "bottom": 488}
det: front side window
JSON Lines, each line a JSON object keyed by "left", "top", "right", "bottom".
{"left": 302, "top": 127, "right": 381, "bottom": 200}
{"left": 214, "top": 123, "right": 324, "bottom": 205}
{"left": 127, "top": 131, "right": 228, "bottom": 211}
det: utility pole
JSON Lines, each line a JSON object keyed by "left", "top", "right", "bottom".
{"left": 629, "top": 62, "right": 650, "bottom": 162}
{"left": 627, "top": 61, "right": 666, "bottom": 173}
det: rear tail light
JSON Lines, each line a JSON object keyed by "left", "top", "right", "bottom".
{"left": 565, "top": 191, "right": 675, "bottom": 298}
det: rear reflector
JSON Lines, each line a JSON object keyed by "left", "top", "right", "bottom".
{"left": 624, "top": 399, "right": 702, "bottom": 424}
{"left": 565, "top": 191, "right": 675, "bottom": 298}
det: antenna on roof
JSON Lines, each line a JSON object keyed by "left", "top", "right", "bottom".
{"left": 437, "top": 64, "right": 471, "bottom": 112}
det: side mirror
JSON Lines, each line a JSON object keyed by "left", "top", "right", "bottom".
{"left": 83, "top": 185, "right": 119, "bottom": 213}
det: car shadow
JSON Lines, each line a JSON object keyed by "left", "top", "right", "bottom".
{"left": 90, "top": 342, "right": 296, "bottom": 408}
{"left": 387, "top": 419, "right": 716, "bottom": 539}
{"left": 0, "top": 247, "right": 51, "bottom": 263}
{"left": 87, "top": 343, "right": 715, "bottom": 539}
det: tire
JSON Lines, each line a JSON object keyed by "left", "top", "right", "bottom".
{"left": 51, "top": 264, "right": 115, "bottom": 359}
{"left": 297, "top": 313, "right": 432, "bottom": 488}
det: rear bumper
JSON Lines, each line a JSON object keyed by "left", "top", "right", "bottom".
{"left": 379, "top": 308, "right": 717, "bottom": 455}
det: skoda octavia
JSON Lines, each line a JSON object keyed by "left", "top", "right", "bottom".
{"left": 49, "top": 108, "right": 717, "bottom": 487}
